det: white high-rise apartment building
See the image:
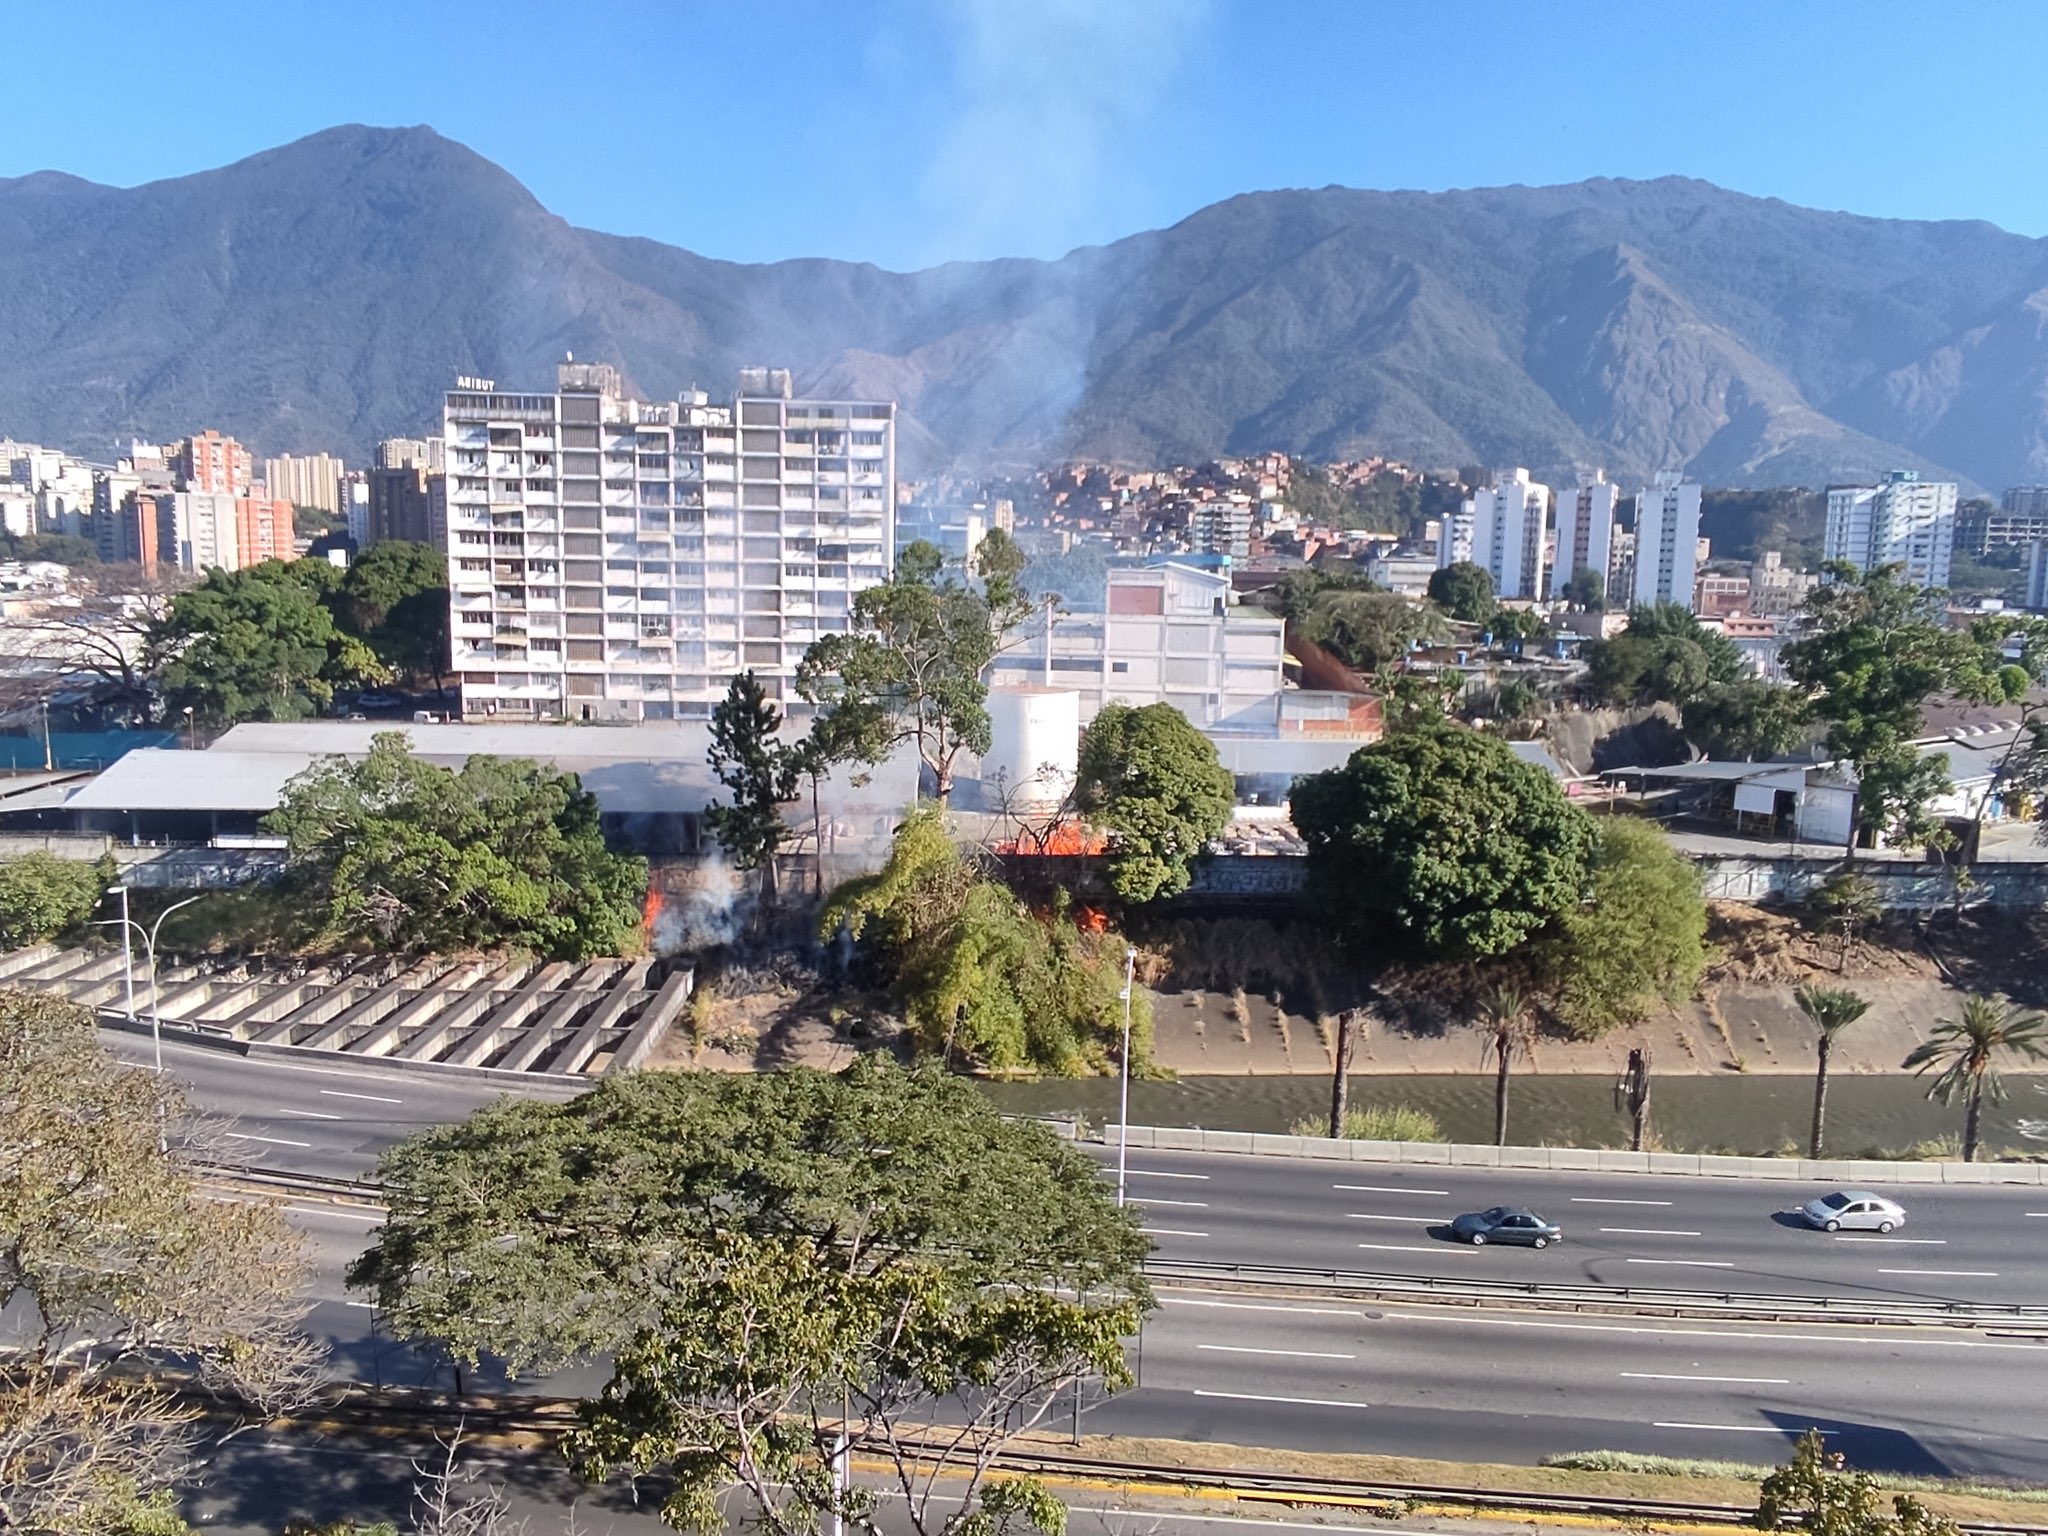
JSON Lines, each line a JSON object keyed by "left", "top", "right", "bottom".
{"left": 1632, "top": 471, "right": 1702, "bottom": 607}
{"left": 262, "top": 452, "right": 346, "bottom": 516}
{"left": 1823, "top": 470, "right": 1956, "bottom": 589}
{"left": 1467, "top": 468, "right": 1550, "bottom": 599}
{"left": 444, "top": 361, "right": 896, "bottom": 722}
{"left": 1434, "top": 501, "right": 1476, "bottom": 570}
{"left": 1553, "top": 471, "right": 1618, "bottom": 599}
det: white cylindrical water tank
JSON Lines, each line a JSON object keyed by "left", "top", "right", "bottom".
{"left": 984, "top": 687, "right": 1081, "bottom": 810}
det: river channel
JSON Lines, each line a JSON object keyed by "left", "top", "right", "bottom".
{"left": 977, "top": 1072, "right": 2048, "bottom": 1158}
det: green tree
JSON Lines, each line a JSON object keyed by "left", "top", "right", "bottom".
{"left": 333, "top": 541, "right": 449, "bottom": 687}
{"left": 1266, "top": 564, "right": 1376, "bottom": 626}
{"left": 798, "top": 533, "right": 1035, "bottom": 801}
{"left": 1561, "top": 567, "right": 1608, "bottom": 611}
{"left": 704, "top": 672, "right": 800, "bottom": 896}
{"left": 1293, "top": 588, "right": 1449, "bottom": 671}
{"left": 823, "top": 807, "right": 1145, "bottom": 1073}
{"left": 1480, "top": 985, "right": 1532, "bottom": 1147}
{"left": 0, "top": 992, "right": 319, "bottom": 1535}
{"left": 263, "top": 731, "right": 646, "bottom": 959}
{"left": 1902, "top": 993, "right": 2048, "bottom": 1162}
{"left": 1783, "top": 564, "right": 2015, "bottom": 852}
{"left": 1755, "top": 1430, "right": 1959, "bottom": 1536}
{"left": 1810, "top": 870, "right": 1881, "bottom": 973}
{"left": 1074, "top": 703, "right": 1236, "bottom": 904}
{"left": 350, "top": 1060, "right": 1149, "bottom": 1536}
{"left": 0, "top": 853, "right": 114, "bottom": 950}
{"left": 1794, "top": 985, "right": 1870, "bottom": 1159}
{"left": 1583, "top": 602, "right": 1744, "bottom": 707}
{"left": 1682, "top": 678, "right": 1809, "bottom": 760}
{"left": 1540, "top": 818, "right": 1708, "bottom": 1037}
{"left": 148, "top": 562, "right": 355, "bottom": 724}
{"left": 1291, "top": 721, "right": 1595, "bottom": 958}
{"left": 1427, "top": 561, "right": 1495, "bottom": 623}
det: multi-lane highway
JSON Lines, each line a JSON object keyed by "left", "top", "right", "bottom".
{"left": 139, "top": 1028, "right": 2048, "bottom": 1481}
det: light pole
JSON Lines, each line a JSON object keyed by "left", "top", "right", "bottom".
{"left": 106, "top": 884, "right": 137, "bottom": 1023}
{"left": 143, "top": 895, "right": 205, "bottom": 1048}
{"left": 1116, "top": 944, "right": 1137, "bottom": 1208}
{"left": 181, "top": 705, "right": 195, "bottom": 750}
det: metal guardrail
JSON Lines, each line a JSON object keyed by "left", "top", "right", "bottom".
{"left": 1149, "top": 1257, "right": 2048, "bottom": 1328}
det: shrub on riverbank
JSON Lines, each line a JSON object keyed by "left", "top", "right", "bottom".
{"left": 1290, "top": 1104, "right": 1446, "bottom": 1142}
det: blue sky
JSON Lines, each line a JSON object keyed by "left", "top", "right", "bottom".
{"left": 5, "top": 1, "right": 2046, "bottom": 270}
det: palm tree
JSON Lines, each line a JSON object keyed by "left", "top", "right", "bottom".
{"left": 1794, "top": 984, "right": 1869, "bottom": 1159}
{"left": 1903, "top": 994, "right": 2048, "bottom": 1162}
{"left": 1481, "top": 986, "right": 1533, "bottom": 1147}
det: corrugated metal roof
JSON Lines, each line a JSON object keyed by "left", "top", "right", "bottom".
{"left": 64, "top": 749, "right": 315, "bottom": 812}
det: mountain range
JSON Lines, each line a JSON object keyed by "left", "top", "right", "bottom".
{"left": 5, "top": 124, "right": 2048, "bottom": 492}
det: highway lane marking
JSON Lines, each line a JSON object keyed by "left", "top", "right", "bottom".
{"left": 1357, "top": 1242, "right": 1464, "bottom": 1255}
{"left": 1654, "top": 1422, "right": 1805, "bottom": 1435}
{"left": 1834, "top": 1236, "right": 1945, "bottom": 1244}
{"left": 1125, "top": 1170, "right": 1210, "bottom": 1180}
{"left": 1197, "top": 1343, "right": 1358, "bottom": 1361}
{"left": 223, "top": 1131, "right": 312, "bottom": 1148}
{"left": 1878, "top": 1267, "right": 1998, "bottom": 1277}
{"left": 1192, "top": 1388, "right": 1370, "bottom": 1410}
{"left": 318, "top": 1088, "right": 405, "bottom": 1104}
{"left": 1135, "top": 1198, "right": 1211, "bottom": 1208}
{"left": 1572, "top": 1197, "right": 1674, "bottom": 1206}
{"left": 1161, "top": 1296, "right": 1368, "bottom": 1319}
{"left": 1144, "top": 1228, "right": 1210, "bottom": 1238}
{"left": 1625, "top": 1258, "right": 1735, "bottom": 1268}
{"left": 254, "top": 1061, "right": 417, "bottom": 1087}
{"left": 278, "top": 1108, "right": 343, "bottom": 1120}
{"left": 1600, "top": 1227, "right": 1703, "bottom": 1237}
{"left": 1346, "top": 1212, "right": 1445, "bottom": 1223}
{"left": 1394, "top": 1309, "right": 2048, "bottom": 1352}
{"left": 1334, "top": 1183, "right": 1451, "bottom": 1196}
{"left": 1622, "top": 1372, "right": 1790, "bottom": 1384}
{"left": 285, "top": 1205, "right": 382, "bottom": 1220}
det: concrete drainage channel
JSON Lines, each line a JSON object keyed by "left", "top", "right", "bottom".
{"left": 0, "top": 941, "right": 692, "bottom": 1080}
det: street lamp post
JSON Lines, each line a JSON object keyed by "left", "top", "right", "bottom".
{"left": 1116, "top": 944, "right": 1137, "bottom": 1208}
{"left": 143, "top": 895, "right": 205, "bottom": 1049}
{"left": 99, "top": 891, "right": 205, "bottom": 1090}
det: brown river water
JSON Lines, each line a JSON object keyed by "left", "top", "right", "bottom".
{"left": 977, "top": 1072, "right": 2048, "bottom": 1157}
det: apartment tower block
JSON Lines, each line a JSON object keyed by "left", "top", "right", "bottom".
{"left": 443, "top": 361, "right": 896, "bottom": 722}
{"left": 1632, "top": 471, "right": 1703, "bottom": 607}
{"left": 1824, "top": 470, "right": 1957, "bottom": 589}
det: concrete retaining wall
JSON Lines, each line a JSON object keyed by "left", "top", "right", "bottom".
{"left": 1696, "top": 854, "right": 2048, "bottom": 909}
{"left": 1107, "top": 1122, "right": 2048, "bottom": 1185}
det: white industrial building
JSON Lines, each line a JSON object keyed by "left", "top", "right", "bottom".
{"left": 1824, "top": 471, "right": 1956, "bottom": 589}
{"left": 1633, "top": 471, "right": 1702, "bottom": 607}
{"left": 444, "top": 361, "right": 895, "bottom": 723}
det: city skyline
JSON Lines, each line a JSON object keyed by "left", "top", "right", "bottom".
{"left": 6, "top": 2, "right": 2048, "bottom": 270}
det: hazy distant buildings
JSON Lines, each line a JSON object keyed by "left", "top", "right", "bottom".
{"left": 1465, "top": 468, "right": 1550, "bottom": 599}
{"left": 1633, "top": 471, "right": 1702, "bottom": 607}
{"left": 1188, "top": 495, "right": 1254, "bottom": 561}
{"left": 170, "top": 431, "right": 251, "bottom": 497}
{"left": 1748, "top": 549, "right": 1818, "bottom": 617}
{"left": 1553, "top": 471, "right": 1618, "bottom": 599}
{"left": 1957, "top": 486, "right": 2048, "bottom": 554}
{"left": 1824, "top": 470, "right": 1956, "bottom": 588}
{"left": 262, "top": 451, "right": 345, "bottom": 515}
{"left": 1433, "top": 503, "right": 1476, "bottom": 570}
{"left": 442, "top": 360, "right": 896, "bottom": 722}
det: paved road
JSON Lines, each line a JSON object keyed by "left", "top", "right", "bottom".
{"left": 262, "top": 1192, "right": 2048, "bottom": 1482}
{"left": 1092, "top": 1145, "right": 2048, "bottom": 1308}
{"left": 128, "top": 1030, "right": 2048, "bottom": 1309}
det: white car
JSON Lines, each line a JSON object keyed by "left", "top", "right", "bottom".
{"left": 1801, "top": 1190, "right": 1907, "bottom": 1233}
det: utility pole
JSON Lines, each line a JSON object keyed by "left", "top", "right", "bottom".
{"left": 1115, "top": 945, "right": 1137, "bottom": 1207}
{"left": 107, "top": 884, "right": 136, "bottom": 1022}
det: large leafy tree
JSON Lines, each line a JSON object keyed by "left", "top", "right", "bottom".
{"left": 263, "top": 731, "right": 646, "bottom": 959}
{"left": 0, "top": 991, "right": 320, "bottom": 1535}
{"left": 0, "top": 564, "right": 187, "bottom": 724}
{"left": 1681, "top": 677, "right": 1809, "bottom": 761}
{"left": 351, "top": 1060, "right": 1150, "bottom": 1536}
{"left": 1291, "top": 721, "right": 1595, "bottom": 958}
{"left": 1074, "top": 703, "right": 1235, "bottom": 904}
{"left": 1538, "top": 817, "right": 1709, "bottom": 1037}
{"left": 333, "top": 540, "right": 449, "bottom": 688}
{"left": 1583, "top": 602, "right": 1745, "bottom": 708}
{"left": 1782, "top": 563, "right": 2017, "bottom": 852}
{"left": 704, "top": 672, "right": 801, "bottom": 895}
{"left": 0, "top": 852, "right": 115, "bottom": 951}
{"left": 1291, "top": 588, "right": 1449, "bottom": 671}
{"left": 1902, "top": 992, "right": 2048, "bottom": 1162}
{"left": 147, "top": 561, "right": 383, "bottom": 725}
{"left": 1427, "top": 561, "right": 1495, "bottom": 623}
{"left": 1794, "top": 984, "right": 1869, "bottom": 1159}
{"left": 824, "top": 807, "right": 1145, "bottom": 1073}
{"left": 798, "top": 533, "right": 1034, "bottom": 801}
{"left": 1757, "top": 1431, "right": 1959, "bottom": 1536}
